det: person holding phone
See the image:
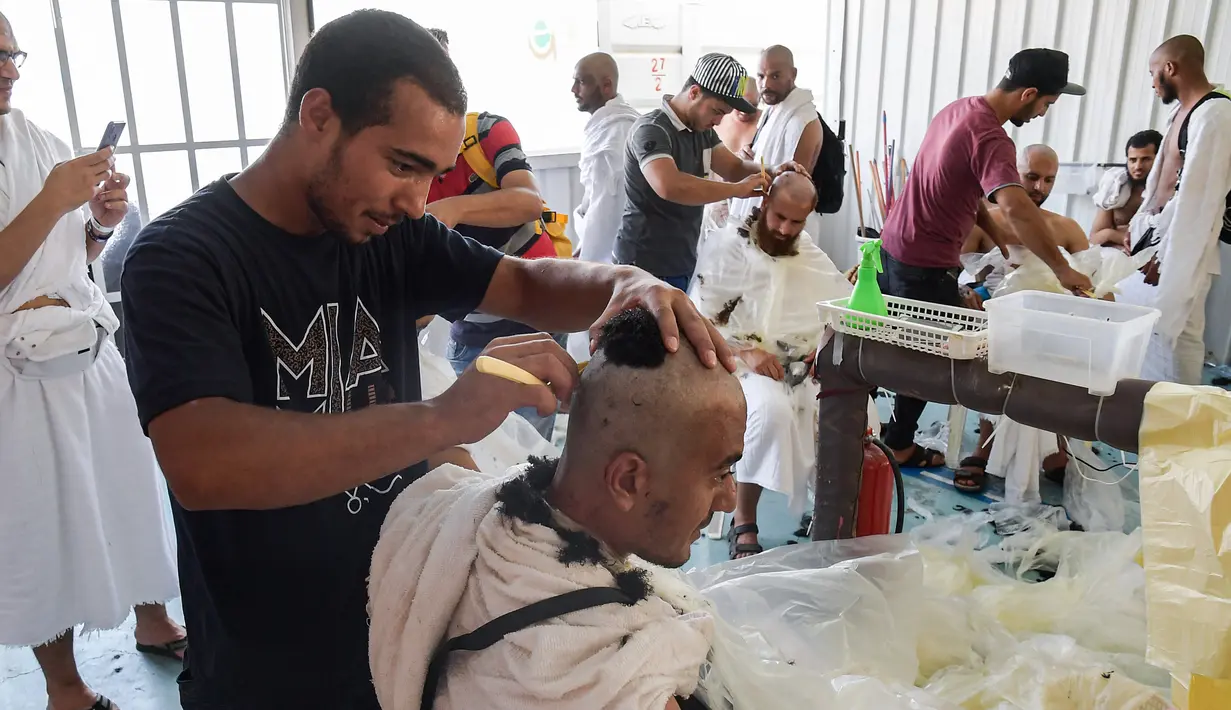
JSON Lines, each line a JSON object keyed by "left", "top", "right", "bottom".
{"left": 0, "top": 12, "right": 187, "bottom": 710}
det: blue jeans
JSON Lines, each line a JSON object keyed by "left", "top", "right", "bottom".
{"left": 661, "top": 274, "right": 691, "bottom": 291}
{"left": 445, "top": 337, "right": 563, "bottom": 442}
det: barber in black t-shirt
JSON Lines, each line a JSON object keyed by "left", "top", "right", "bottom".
{"left": 119, "top": 11, "right": 735, "bottom": 710}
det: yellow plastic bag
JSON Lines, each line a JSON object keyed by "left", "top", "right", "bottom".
{"left": 1138, "top": 383, "right": 1231, "bottom": 678}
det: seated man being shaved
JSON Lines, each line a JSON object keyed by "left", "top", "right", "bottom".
{"left": 690, "top": 172, "right": 860, "bottom": 557}
{"left": 962, "top": 143, "right": 1089, "bottom": 297}
{"left": 956, "top": 143, "right": 1086, "bottom": 494}
{"left": 369, "top": 307, "right": 743, "bottom": 710}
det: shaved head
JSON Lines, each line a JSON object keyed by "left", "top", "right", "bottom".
{"left": 578, "top": 51, "right": 619, "bottom": 83}
{"left": 1016, "top": 144, "right": 1059, "bottom": 207}
{"left": 763, "top": 44, "right": 795, "bottom": 66}
{"left": 757, "top": 172, "right": 816, "bottom": 254}
{"left": 1154, "top": 34, "right": 1205, "bottom": 68}
{"left": 550, "top": 307, "right": 744, "bottom": 567}
{"left": 758, "top": 44, "right": 799, "bottom": 106}
{"left": 0, "top": 11, "right": 18, "bottom": 115}
{"left": 769, "top": 170, "right": 816, "bottom": 206}
{"left": 1017, "top": 143, "right": 1058, "bottom": 171}
{"left": 1150, "top": 35, "right": 1209, "bottom": 105}
{"left": 572, "top": 52, "right": 620, "bottom": 113}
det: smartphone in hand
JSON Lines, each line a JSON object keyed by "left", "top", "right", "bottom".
{"left": 97, "top": 121, "right": 126, "bottom": 152}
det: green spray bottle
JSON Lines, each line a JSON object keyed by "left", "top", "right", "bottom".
{"left": 848, "top": 239, "right": 889, "bottom": 316}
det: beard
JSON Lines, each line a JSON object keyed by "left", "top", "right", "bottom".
{"left": 1158, "top": 76, "right": 1178, "bottom": 104}
{"left": 754, "top": 212, "right": 800, "bottom": 257}
{"left": 1029, "top": 191, "right": 1049, "bottom": 208}
{"left": 305, "top": 144, "right": 359, "bottom": 241}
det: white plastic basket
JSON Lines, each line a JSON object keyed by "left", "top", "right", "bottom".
{"left": 817, "top": 296, "right": 989, "bottom": 360}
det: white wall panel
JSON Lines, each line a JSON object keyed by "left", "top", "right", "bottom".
{"left": 828, "top": 0, "right": 1231, "bottom": 362}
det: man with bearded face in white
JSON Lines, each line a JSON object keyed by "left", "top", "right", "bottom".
{"left": 690, "top": 172, "right": 872, "bottom": 557}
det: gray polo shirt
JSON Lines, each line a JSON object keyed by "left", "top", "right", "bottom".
{"left": 613, "top": 96, "right": 721, "bottom": 278}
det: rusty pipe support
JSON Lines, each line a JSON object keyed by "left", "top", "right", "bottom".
{"left": 812, "top": 333, "right": 1154, "bottom": 541}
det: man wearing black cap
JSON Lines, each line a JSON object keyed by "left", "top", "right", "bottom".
{"left": 615, "top": 53, "right": 802, "bottom": 290}
{"left": 874, "top": 48, "right": 1093, "bottom": 492}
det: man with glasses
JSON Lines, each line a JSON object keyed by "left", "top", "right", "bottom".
{"left": 0, "top": 14, "right": 186, "bottom": 710}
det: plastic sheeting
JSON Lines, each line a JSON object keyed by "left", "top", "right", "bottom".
{"left": 1063, "top": 440, "right": 1129, "bottom": 533}
{"left": 683, "top": 514, "right": 1172, "bottom": 710}
{"left": 1138, "top": 383, "right": 1231, "bottom": 680}
{"left": 995, "top": 245, "right": 1157, "bottom": 300}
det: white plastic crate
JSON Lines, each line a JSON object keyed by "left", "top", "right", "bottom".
{"left": 983, "top": 291, "right": 1160, "bottom": 395}
{"left": 817, "top": 296, "right": 989, "bottom": 360}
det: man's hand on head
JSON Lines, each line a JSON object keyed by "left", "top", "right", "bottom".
{"left": 587, "top": 269, "right": 737, "bottom": 373}
{"left": 772, "top": 161, "right": 810, "bottom": 178}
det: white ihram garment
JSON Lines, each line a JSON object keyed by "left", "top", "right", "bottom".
{"left": 690, "top": 216, "right": 875, "bottom": 514}
{"left": 574, "top": 95, "right": 639, "bottom": 264}
{"left": 0, "top": 110, "right": 177, "bottom": 646}
{"left": 729, "top": 87, "right": 819, "bottom": 223}
{"left": 369, "top": 464, "right": 713, "bottom": 710}
{"left": 1119, "top": 95, "right": 1231, "bottom": 384}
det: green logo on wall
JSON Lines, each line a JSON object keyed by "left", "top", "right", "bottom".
{"left": 529, "top": 20, "right": 556, "bottom": 60}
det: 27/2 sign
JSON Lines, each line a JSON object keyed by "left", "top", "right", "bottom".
{"left": 650, "top": 56, "right": 667, "bottom": 92}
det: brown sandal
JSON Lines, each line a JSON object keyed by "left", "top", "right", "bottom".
{"left": 954, "top": 456, "right": 988, "bottom": 494}
{"left": 728, "top": 523, "right": 763, "bottom": 559}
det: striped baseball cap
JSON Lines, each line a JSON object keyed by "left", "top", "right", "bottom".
{"left": 689, "top": 53, "right": 756, "bottom": 113}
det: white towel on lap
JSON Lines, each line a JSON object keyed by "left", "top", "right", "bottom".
{"left": 369, "top": 464, "right": 714, "bottom": 710}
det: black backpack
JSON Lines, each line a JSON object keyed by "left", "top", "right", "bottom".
{"left": 1177, "top": 90, "right": 1231, "bottom": 244}
{"left": 813, "top": 115, "right": 846, "bottom": 214}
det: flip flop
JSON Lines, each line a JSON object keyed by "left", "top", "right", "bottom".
{"left": 136, "top": 636, "right": 187, "bottom": 661}
{"left": 954, "top": 456, "right": 988, "bottom": 494}
{"left": 898, "top": 444, "right": 946, "bottom": 469}
{"left": 727, "top": 523, "right": 763, "bottom": 559}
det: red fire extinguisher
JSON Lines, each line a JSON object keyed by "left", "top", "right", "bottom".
{"left": 856, "top": 432, "right": 904, "bottom": 536}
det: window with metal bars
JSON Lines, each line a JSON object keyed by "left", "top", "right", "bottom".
{"left": 9, "top": 0, "right": 291, "bottom": 313}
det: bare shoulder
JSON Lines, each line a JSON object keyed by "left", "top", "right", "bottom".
{"left": 1046, "top": 212, "right": 1090, "bottom": 251}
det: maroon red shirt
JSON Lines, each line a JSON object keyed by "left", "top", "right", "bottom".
{"left": 881, "top": 97, "right": 1022, "bottom": 268}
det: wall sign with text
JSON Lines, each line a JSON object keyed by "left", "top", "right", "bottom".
{"left": 616, "top": 53, "right": 682, "bottom": 108}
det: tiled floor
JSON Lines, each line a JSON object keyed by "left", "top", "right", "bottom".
{"left": 3, "top": 367, "right": 1226, "bottom": 709}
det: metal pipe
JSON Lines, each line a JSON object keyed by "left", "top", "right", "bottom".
{"left": 812, "top": 334, "right": 1154, "bottom": 541}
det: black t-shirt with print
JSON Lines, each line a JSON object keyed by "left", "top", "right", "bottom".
{"left": 120, "top": 177, "right": 504, "bottom": 708}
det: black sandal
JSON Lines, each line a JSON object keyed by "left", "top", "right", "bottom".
{"left": 90, "top": 695, "right": 117, "bottom": 710}
{"left": 897, "top": 444, "right": 946, "bottom": 469}
{"left": 727, "top": 523, "right": 763, "bottom": 559}
{"left": 954, "top": 456, "right": 988, "bottom": 494}
{"left": 136, "top": 636, "right": 187, "bottom": 660}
